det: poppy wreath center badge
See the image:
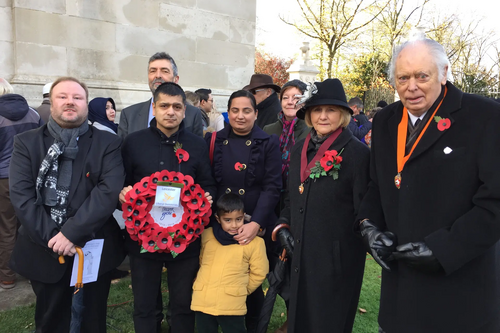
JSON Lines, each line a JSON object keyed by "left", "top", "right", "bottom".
{"left": 309, "top": 148, "right": 344, "bottom": 180}
{"left": 122, "top": 170, "right": 211, "bottom": 257}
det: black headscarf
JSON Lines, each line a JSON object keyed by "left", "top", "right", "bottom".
{"left": 88, "top": 97, "right": 118, "bottom": 133}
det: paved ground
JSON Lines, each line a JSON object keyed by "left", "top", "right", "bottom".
{"left": 0, "top": 257, "right": 130, "bottom": 312}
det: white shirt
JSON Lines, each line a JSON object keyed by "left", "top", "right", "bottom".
{"left": 407, "top": 110, "right": 428, "bottom": 126}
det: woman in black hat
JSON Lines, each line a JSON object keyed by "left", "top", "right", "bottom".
{"left": 273, "top": 78, "right": 370, "bottom": 333}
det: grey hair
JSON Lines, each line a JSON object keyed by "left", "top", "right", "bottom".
{"left": 0, "top": 78, "right": 14, "bottom": 96}
{"left": 388, "top": 38, "right": 452, "bottom": 86}
{"left": 348, "top": 97, "right": 363, "bottom": 109}
{"left": 148, "top": 52, "right": 178, "bottom": 77}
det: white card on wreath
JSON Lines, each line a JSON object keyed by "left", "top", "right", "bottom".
{"left": 155, "top": 185, "right": 182, "bottom": 207}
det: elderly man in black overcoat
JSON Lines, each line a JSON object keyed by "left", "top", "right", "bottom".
{"left": 358, "top": 38, "right": 500, "bottom": 333}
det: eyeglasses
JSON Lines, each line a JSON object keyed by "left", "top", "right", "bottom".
{"left": 251, "top": 88, "right": 266, "bottom": 95}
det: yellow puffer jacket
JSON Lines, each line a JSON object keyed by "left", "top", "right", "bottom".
{"left": 191, "top": 228, "right": 269, "bottom": 316}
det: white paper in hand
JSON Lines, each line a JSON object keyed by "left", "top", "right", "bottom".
{"left": 70, "top": 239, "right": 104, "bottom": 287}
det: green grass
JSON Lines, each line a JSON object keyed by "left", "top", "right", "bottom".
{"left": 0, "top": 255, "right": 380, "bottom": 333}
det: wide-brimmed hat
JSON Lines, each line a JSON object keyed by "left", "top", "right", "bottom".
{"left": 296, "top": 78, "right": 353, "bottom": 119}
{"left": 244, "top": 74, "right": 281, "bottom": 93}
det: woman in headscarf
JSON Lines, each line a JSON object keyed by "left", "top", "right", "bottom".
{"left": 88, "top": 97, "right": 118, "bottom": 134}
{"left": 205, "top": 90, "right": 282, "bottom": 332}
{"left": 273, "top": 79, "right": 370, "bottom": 333}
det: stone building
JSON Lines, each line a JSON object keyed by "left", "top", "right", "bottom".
{"left": 0, "top": 0, "right": 257, "bottom": 112}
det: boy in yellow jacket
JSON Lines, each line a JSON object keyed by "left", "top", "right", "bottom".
{"left": 191, "top": 193, "right": 269, "bottom": 333}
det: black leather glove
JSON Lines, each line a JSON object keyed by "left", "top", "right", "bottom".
{"left": 359, "top": 220, "right": 397, "bottom": 271}
{"left": 392, "top": 242, "right": 443, "bottom": 273}
{"left": 277, "top": 228, "right": 295, "bottom": 258}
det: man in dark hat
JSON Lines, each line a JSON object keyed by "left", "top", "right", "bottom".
{"left": 358, "top": 38, "right": 500, "bottom": 333}
{"left": 244, "top": 74, "right": 281, "bottom": 129}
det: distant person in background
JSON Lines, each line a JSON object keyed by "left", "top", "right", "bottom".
{"left": 88, "top": 97, "right": 118, "bottom": 134}
{"left": 36, "top": 82, "right": 53, "bottom": 124}
{"left": 377, "top": 100, "right": 388, "bottom": 108}
{"left": 367, "top": 106, "right": 382, "bottom": 120}
{"left": 185, "top": 91, "right": 201, "bottom": 108}
{"left": 244, "top": 74, "right": 282, "bottom": 129}
{"left": 363, "top": 107, "right": 382, "bottom": 148}
{"left": 0, "top": 78, "right": 42, "bottom": 290}
{"left": 196, "top": 88, "right": 224, "bottom": 133}
{"left": 348, "top": 97, "right": 368, "bottom": 125}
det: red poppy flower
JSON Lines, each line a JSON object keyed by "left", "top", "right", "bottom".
{"left": 142, "top": 234, "right": 158, "bottom": 253}
{"left": 437, "top": 118, "right": 451, "bottom": 131}
{"left": 234, "top": 162, "right": 244, "bottom": 171}
{"left": 182, "top": 175, "right": 194, "bottom": 187}
{"left": 324, "top": 150, "right": 338, "bottom": 157}
{"left": 127, "top": 227, "right": 140, "bottom": 242}
{"left": 171, "top": 236, "right": 187, "bottom": 254}
{"left": 158, "top": 170, "right": 173, "bottom": 182}
{"left": 176, "top": 148, "right": 189, "bottom": 163}
{"left": 138, "top": 226, "right": 153, "bottom": 243}
{"left": 185, "top": 227, "right": 196, "bottom": 241}
{"left": 156, "top": 231, "right": 173, "bottom": 250}
{"left": 122, "top": 203, "right": 134, "bottom": 218}
{"left": 334, "top": 155, "right": 343, "bottom": 164}
{"left": 320, "top": 155, "right": 335, "bottom": 171}
{"left": 170, "top": 171, "right": 185, "bottom": 184}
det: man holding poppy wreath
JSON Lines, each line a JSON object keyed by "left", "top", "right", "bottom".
{"left": 358, "top": 37, "right": 500, "bottom": 332}
{"left": 119, "top": 82, "right": 216, "bottom": 333}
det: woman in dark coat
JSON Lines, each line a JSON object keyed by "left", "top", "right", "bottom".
{"left": 274, "top": 79, "right": 370, "bottom": 333}
{"left": 205, "top": 90, "right": 282, "bottom": 332}
{"left": 264, "top": 79, "right": 310, "bottom": 212}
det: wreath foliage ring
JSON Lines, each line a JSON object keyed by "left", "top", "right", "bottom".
{"left": 122, "top": 170, "right": 211, "bottom": 256}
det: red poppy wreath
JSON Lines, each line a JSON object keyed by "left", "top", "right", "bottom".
{"left": 122, "top": 170, "right": 211, "bottom": 257}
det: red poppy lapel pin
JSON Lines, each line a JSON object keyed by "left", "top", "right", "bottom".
{"left": 434, "top": 116, "right": 451, "bottom": 131}
{"left": 234, "top": 162, "right": 247, "bottom": 171}
{"left": 309, "top": 148, "right": 344, "bottom": 181}
{"left": 86, "top": 172, "right": 90, "bottom": 178}
{"left": 174, "top": 142, "right": 189, "bottom": 163}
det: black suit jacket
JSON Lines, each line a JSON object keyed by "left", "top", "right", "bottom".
{"left": 9, "top": 125, "right": 126, "bottom": 283}
{"left": 358, "top": 82, "right": 500, "bottom": 332}
{"left": 117, "top": 99, "right": 203, "bottom": 138}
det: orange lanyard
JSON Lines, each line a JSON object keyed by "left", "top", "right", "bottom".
{"left": 396, "top": 86, "right": 448, "bottom": 174}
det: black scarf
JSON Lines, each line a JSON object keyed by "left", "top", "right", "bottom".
{"left": 211, "top": 222, "right": 239, "bottom": 246}
{"left": 35, "top": 116, "right": 89, "bottom": 226}
{"left": 310, "top": 128, "right": 330, "bottom": 152}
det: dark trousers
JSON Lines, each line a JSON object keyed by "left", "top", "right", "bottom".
{"left": 30, "top": 264, "right": 112, "bottom": 333}
{"left": 195, "top": 312, "right": 246, "bottom": 333}
{"left": 245, "top": 284, "right": 264, "bottom": 332}
{"left": 130, "top": 254, "right": 199, "bottom": 333}
{"left": 0, "top": 178, "right": 17, "bottom": 282}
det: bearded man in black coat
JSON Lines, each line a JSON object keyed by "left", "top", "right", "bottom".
{"left": 358, "top": 38, "right": 500, "bottom": 333}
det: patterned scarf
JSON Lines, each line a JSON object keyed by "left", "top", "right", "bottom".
{"left": 279, "top": 111, "right": 298, "bottom": 188}
{"left": 35, "top": 117, "right": 88, "bottom": 226}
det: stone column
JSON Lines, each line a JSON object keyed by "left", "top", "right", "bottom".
{"left": 287, "top": 42, "right": 320, "bottom": 83}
